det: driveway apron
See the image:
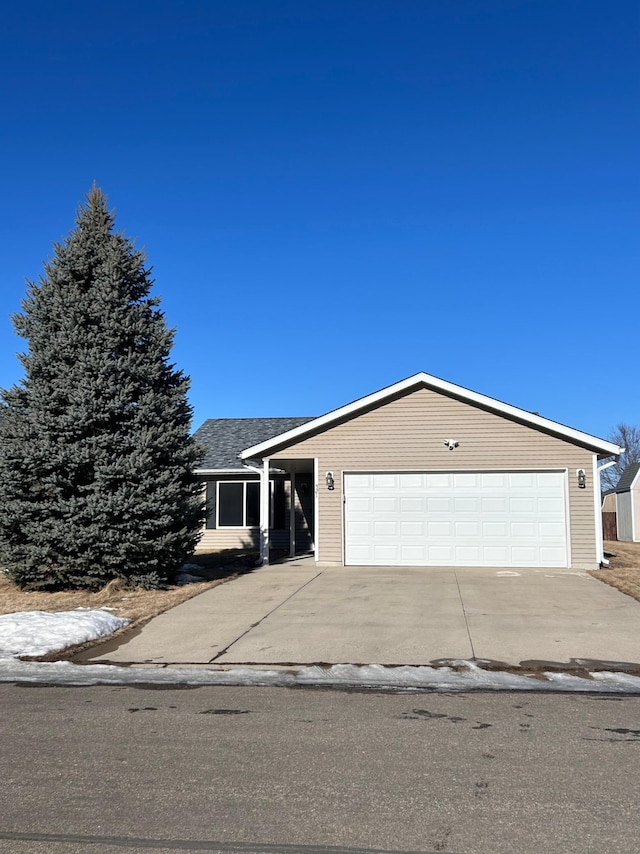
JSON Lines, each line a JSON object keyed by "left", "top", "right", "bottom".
{"left": 80, "top": 564, "right": 640, "bottom": 668}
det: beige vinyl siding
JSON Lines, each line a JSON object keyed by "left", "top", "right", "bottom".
{"left": 267, "top": 387, "right": 598, "bottom": 568}
{"left": 196, "top": 475, "right": 294, "bottom": 553}
{"left": 196, "top": 527, "right": 260, "bottom": 552}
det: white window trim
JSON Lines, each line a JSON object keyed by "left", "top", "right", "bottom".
{"left": 215, "top": 479, "right": 278, "bottom": 529}
{"left": 216, "top": 480, "right": 261, "bottom": 529}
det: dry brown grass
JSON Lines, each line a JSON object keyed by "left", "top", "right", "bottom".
{"left": 0, "top": 572, "right": 231, "bottom": 661}
{"left": 589, "top": 541, "right": 640, "bottom": 602}
{"left": 0, "top": 572, "right": 224, "bottom": 622}
{"left": 0, "top": 549, "right": 259, "bottom": 659}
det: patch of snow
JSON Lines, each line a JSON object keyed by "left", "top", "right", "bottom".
{"left": 1, "top": 609, "right": 640, "bottom": 694}
{"left": 0, "top": 610, "right": 130, "bottom": 659}
{"left": 0, "top": 658, "right": 639, "bottom": 693}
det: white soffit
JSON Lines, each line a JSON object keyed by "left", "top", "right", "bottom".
{"left": 239, "top": 372, "right": 623, "bottom": 460}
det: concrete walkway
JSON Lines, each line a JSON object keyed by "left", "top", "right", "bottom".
{"left": 79, "top": 563, "right": 640, "bottom": 669}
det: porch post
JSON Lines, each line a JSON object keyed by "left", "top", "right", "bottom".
{"left": 289, "top": 471, "right": 296, "bottom": 558}
{"left": 260, "top": 457, "right": 270, "bottom": 566}
{"left": 313, "top": 457, "right": 318, "bottom": 559}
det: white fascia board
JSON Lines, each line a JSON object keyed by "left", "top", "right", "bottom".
{"left": 194, "top": 468, "right": 249, "bottom": 475}
{"left": 195, "top": 466, "right": 285, "bottom": 476}
{"left": 239, "top": 371, "right": 623, "bottom": 460}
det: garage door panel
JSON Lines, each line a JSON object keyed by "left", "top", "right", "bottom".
{"left": 537, "top": 472, "right": 564, "bottom": 487}
{"left": 428, "top": 497, "right": 451, "bottom": 512}
{"left": 401, "top": 520, "right": 426, "bottom": 536}
{"left": 511, "top": 522, "right": 537, "bottom": 537}
{"left": 454, "top": 498, "right": 480, "bottom": 513}
{"left": 373, "top": 545, "right": 400, "bottom": 562}
{"left": 428, "top": 545, "right": 454, "bottom": 562}
{"left": 540, "top": 547, "right": 568, "bottom": 564}
{"left": 481, "top": 473, "right": 508, "bottom": 488}
{"left": 373, "top": 497, "right": 398, "bottom": 513}
{"left": 346, "top": 544, "right": 373, "bottom": 563}
{"left": 347, "top": 521, "right": 373, "bottom": 537}
{"left": 374, "top": 521, "right": 398, "bottom": 537}
{"left": 372, "top": 474, "right": 397, "bottom": 489}
{"left": 399, "top": 473, "right": 425, "bottom": 488}
{"left": 539, "top": 521, "right": 565, "bottom": 537}
{"left": 539, "top": 498, "right": 564, "bottom": 513}
{"left": 455, "top": 521, "right": 480, "bottom": 536}
{"left": 511, "top": 547, "right": 538, "bottom": 563}
{"left": 400, "top": 497, "right": 426, "bottom": 512}
{"left": 483, "top": 521, "right": 509, "bottom": 537}
{"left": 484, "top": 546, "right": 509, "bottom": 562}
{"left": 510, "top": 498, "right": 536, "bottom": 513}
{"left": 510, "top": 473, "right": 536, "bottom": 488}
{"left": 348, "top": 497, "right": 372, "bottom": 513}
{"left": 401, "top": 545, "right": 428, "bottom": 562}
{"left": 482, "top": 498, "right": 508, "bottom": 513}
{"left": 347, "top": 474, "right": 372, "bottom": 489}
{"left": 454, "top": 473, "right": 479, "bottom": 488}
{"left": 344, "top": 471, "right": 568, "bottom": 567}
{"left": 456, "top": 549, "right": 482, "bottom": 563}
{"left": 427, "top": 521, "right": 453, "bottom": 537}
{"left": 427, "top": 474, "right": 451, "bottom": 488}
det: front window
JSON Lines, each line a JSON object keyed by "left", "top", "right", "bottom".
{"left": 217, "top": 481, "right": 260, "bottom": 528}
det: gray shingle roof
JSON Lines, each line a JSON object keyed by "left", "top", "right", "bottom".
{"left": 193, "top": 417, "right": 315, "bottom": 470}
{"left": 615, "top": 462, "right": 640, "bottom": 492}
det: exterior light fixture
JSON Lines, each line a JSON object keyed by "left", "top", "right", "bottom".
{"left": 444, "top": 439, "right": 459, "bottom": 451}
{"left": 577, "top": 469, "right": 586, "bottom": 489}
{"left": 325, "top": 471, "right": 335, "bottom": 491}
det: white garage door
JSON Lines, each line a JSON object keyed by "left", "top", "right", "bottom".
{"left": 344, "top": 471, "right": 568, "bottom": 567}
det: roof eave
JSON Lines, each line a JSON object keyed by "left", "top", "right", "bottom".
{"left": 194, "top": 468, "right": 248, "bottom": 475}
{"left": 238, "top": 372, "right": 623, "bottom": 460}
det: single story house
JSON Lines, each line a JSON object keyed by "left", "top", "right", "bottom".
{"left": 193, "top": 372, "right": 622, "bottom": 569}
{"left": 615, "top": 462, "right": 640, "bottom": 542}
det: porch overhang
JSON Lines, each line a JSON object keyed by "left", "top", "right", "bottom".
{"left": 238, "top": 456, "right": 316, "bottom": 567}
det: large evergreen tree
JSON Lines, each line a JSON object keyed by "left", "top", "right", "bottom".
{"left": 0, "top": 188, "right": 204, "bottom": 589}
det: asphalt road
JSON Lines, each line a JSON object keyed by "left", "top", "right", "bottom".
{"left": 1, "top": 684, "right": 639, "bottom": 854}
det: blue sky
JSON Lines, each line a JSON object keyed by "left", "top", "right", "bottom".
{"left": 1, "top": 0, "right": 638, "bottom": 438}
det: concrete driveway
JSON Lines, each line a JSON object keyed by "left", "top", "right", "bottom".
{"left": 81, "top": 562, "right": 640, "bottom": 669}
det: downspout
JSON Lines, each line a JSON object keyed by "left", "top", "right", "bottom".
{"left": 596, "top": 459, "right": 619, "bottom": 567}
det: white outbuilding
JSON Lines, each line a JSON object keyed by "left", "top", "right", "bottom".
{"left": 616, "top": 463, "right": 640, "bottom": 542}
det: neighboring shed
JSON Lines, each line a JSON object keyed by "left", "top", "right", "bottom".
{"left": 615, "top": 462, "right": 640, "bottom": 542}
{"left": 601, "top": 489, "right": 617, "bottom": 541}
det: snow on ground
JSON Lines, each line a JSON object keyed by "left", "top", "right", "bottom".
{"left": 1, "top": 609, "right": 640, "bottom": 693}
{"left": 0, "top": 609, "right": 129, "bottom": 659}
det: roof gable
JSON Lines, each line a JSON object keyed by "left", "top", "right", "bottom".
{"left": 239, "top": 372, "right": 622, "bottom": 460}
